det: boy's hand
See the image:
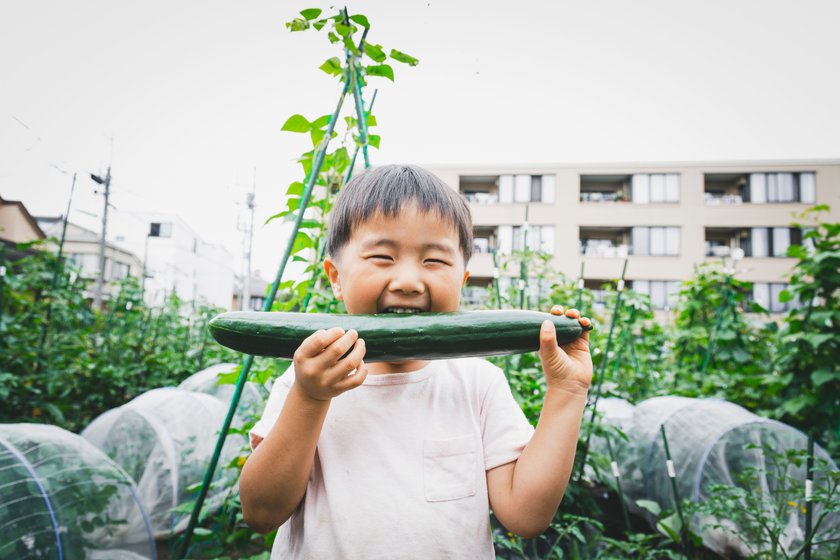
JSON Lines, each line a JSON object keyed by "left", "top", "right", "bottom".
{"left": 293, "top": 327, "right": 368, "bottom": 401}
{"left": 537, "top": 305, "right": 592, "bottom": 396}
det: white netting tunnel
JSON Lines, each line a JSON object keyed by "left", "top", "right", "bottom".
{"left": 176, "top": 362, "right": 266, "bottom": 421}
{"left": 81, "top": 388, "right": 246, "bottom": 538}
{"left": 0, "top": 423, "right": 156, "bottom": 559}
{"left": 613, "top": 396, "right": 840, "bottom": 557}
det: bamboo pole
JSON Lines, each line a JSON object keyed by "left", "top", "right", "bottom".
{"left": 700, "top": 271, "right": 733, "bottom": 375}
{"left": 176, "top": 70, "right": 353, "bottom": 559}
{"left": 606, "top": 436, "right": 632, "bottom": 534}
{"left": 301, "top": 89, "right": 377, "bottom": 313}
{"left": 804, "top": 434, "right": 814, "bottom": 560}
{"left": 518, "top": 204, "right": 530, "bottom": 309}
{"left": 660, "top": 424, "right": 688, "bottom": 548}
{"left": 576, "top": 259, "right": 628, "bottom": 482}
{"left": 575, "top": 261, "right": 585, "bottom": 312}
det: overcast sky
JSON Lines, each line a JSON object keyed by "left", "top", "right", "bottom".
{"left": 2, "top": 0, "right": 839, "bottom": 278}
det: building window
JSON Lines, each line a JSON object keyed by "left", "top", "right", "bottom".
{"left": 633, "top": 280, "right": 681, "bottom": 310}
{"left": 749, "top": 227, "right": 802, "bottom": 257}
{"left": 631, "top": 174, "right": 680, "bottom": 203}
{"left": 108, "top": 260, "right": 130, "bottom": 281}
{"left": 499, "top": 175, "right": 555, "bottom": 204}
{"left": 631, "top": 227, "right": 681, "bottom": 256}
{"left": 498, "top": 225, "right": 555, "bottom": 254}
{"left": 750, "top": 282, "right": 798, "bottom": 313}
{"left": 69, "top": 253, "right": 99, "bottom": 276}
{"left": 150, "top": 222, "right": 173, "bottom": 238}
{"left": 748, "top": 172, "right": 816, "bottom": 203}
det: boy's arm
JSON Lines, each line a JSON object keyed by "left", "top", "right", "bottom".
{"left": 239, "top": 327, "right": 368, "bottom": 533}
{"left": 486, "top": 306, "right": 592, "bottom": 538}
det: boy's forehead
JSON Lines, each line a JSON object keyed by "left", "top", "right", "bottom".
{"left": 351, "top": 207, "right": 460, "bottom": 246}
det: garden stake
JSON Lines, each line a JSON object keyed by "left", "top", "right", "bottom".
{"left": 805, "top": 434, "right": 814, "bottom": 560}
{"left": 518, "top": 204, "right": 530, "bottom": 309}
{"left": 606, "top": 435, "right": 632, "bottom": 535}
{"left": 177, "top": 69, "right": 354, "bottom": 559}
{"left": 490, "top": 248, "right": 511, "bottom": 380}
{"left": 660, "top": 424, "right": 688, "bottom": 550}
{"left": 36, "top": 172, "right": 77, "bottom": 370}
{"left": 575, "top": 261, "right": 585, "bottom": 312}
{"left": 699, "top": 270, "right": 734, "bottom": 375}
{"left": 301, "top": 88, "right": 378, "bottom": 313}
{"left": 0, "top": 244, "right": 5, "bottom": 326}
{"left": 343, "top": 8, "right": 371, "bottom": 168}
{"left": 576, "top": 259, "right": 628, "bottom": 482}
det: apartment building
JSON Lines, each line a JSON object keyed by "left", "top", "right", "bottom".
{"left": 431, "top": 161, "right": 840, "bottom": 313}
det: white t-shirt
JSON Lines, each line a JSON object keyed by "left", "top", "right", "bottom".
{"left": 249, "top": 357, "right": 534, "bottom": 559}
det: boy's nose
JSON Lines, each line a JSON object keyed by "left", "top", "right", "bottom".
{"left": 387, "top": 264, "right": 425, "bottom": 294}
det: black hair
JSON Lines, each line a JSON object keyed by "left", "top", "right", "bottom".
{"left": 326, "top": 164, "right": 473, "bottom": 264}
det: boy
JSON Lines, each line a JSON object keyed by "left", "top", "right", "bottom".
{"left": 241, "top": 165, "right": 592, "bottom": 558}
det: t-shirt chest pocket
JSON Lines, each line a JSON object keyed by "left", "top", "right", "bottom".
{"left": 422, "top": 436, "right": 477, "bottom": 502}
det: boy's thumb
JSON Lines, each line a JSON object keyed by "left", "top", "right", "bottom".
{"left": 539, "top": 320, "right": 558, "bottom": 355}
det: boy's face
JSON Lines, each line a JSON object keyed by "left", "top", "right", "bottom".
{"left": 324, "top": 203, "right": 469, "bottom": 316}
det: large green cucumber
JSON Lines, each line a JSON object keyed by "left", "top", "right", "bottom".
{"left": 208, "top": 310, "right": 591, "bottom": 362}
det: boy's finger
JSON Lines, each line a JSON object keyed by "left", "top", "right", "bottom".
{"left": 323, "top": 329, "right": 360, "bottom": 364}
{"left": 296, "top": 327, "right": 345, "bottom": 359}
{"left": 334, "top": 337, "right": 367, "bottom": 376}
{"left": 564, "top": 308, "right": 580, "bottom": 319}
{"left": 550, "top": 305, "right": 564, "bottom": 315}
{"left": 336, "top": 358, "right": 369, "bottom": 392}
{"left": 538, "top": 320, "right": 566, "bottom": 368}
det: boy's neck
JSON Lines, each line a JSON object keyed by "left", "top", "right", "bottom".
{"left": 366, "top": 359, "right": 431, "bottom": 375}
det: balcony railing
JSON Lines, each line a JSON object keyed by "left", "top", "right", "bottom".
{"left": 579, "top": 242, "right": 630, "bottom": 258}
{"left": 580, "top": 192, "right": 628, "bottom": 203}
{"left": 704, "top": 193, "right": 743, "bottom": 205}
{"left": 462, "top": 193, "right": 499, "bottom": 204}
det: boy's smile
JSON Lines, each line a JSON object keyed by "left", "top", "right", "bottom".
{"left": 324, "top": 204, "right": 470, "bottom": 373}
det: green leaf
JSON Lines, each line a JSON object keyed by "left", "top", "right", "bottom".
{"left": 778, "top": 289, "right": 793, "bottom": 303}
{"left": 194, "top": 528, "right": 213, "bottom": 536}
{"left": 311, "top": 114, "right": 332, "bottom": 129}
{"left": 368, "top": 134, "right": 381, "bottom": 149}
{"left": 366, "top": 64, "right": 394, "bottom": 81}
{"left": 804, "top": 333, "right": 834, "bottom": 350}
{"left": 343, "top": 37, "right": 360, "bottom": 56}
{"left": 335, "top": 23, "right": 352, "bottom": 37}
{"left": 811, "top": 368, "right": 839, "bottom": 387}
{"left": 281, "top": 114, "right": 311, "bottom": 133}
{"left": 363, "top": 43, "right": 387, "bottom": 63}
{"left": 313, "top": 19, "right": 328, "bottom": 31}
{"left": 389, "top": 48, "right": 419, "bottom": 66}
{"left": 349, "top": 14, "right": 370, "bottom": 28}
{"left": 656, "top": 512, "right": 683, "bottom": 543}
{"left": 300, "top": 8, "right": 322, "bottom": 20}
{"left": 319, "top": 56, "right": 343, "bottom": 77}
{"left": 310, "top": 128, "right": 326, "bottom": 147}
{"left": 327, "top": 31, "right": 340, "bottom": 44}
{"left": 286, "top": 182, "right": 304, "bottom": 196}
{"left": 286, "top": 18, "right": 310, "bottom": 32}
{"left": 635, "top": 499, "right": 661, "bottom": 516}
{"left": 366, "top": 114, "right": 377, "bottom": 127}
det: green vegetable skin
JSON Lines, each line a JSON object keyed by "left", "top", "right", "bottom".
{"left": 208, "top": 310, "right": 592, "bottom": 362}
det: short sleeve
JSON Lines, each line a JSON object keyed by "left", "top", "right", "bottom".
{"left": 249, "top": 365, "right": 295, "bottom": 450}
{"left": 478, "top": 361, "right": 535, "bottom": 470}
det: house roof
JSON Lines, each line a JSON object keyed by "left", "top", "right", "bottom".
{"left": 0, "top": 195, "right": 46, "bottom": 240}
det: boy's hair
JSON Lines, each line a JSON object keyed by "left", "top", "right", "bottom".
{"left": 326, "top": 164, "right": 473, "bottom": 263}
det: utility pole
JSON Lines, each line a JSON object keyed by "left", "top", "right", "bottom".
{"left": 242, "top": 169, "right": 256, "bottom": 311}
{"left": 91, "top": 166, "right": 112, "bottom": 311}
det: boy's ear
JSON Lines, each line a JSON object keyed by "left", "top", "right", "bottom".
{"left": 324, "top": 258, "right": 343, "bottom": 300}
{"left": 462, "top": 270, "right": 470, "bottom": 285}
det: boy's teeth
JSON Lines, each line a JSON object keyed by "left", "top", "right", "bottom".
{"left": 385, "top": 307, "right": 421, "bottom": 314}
